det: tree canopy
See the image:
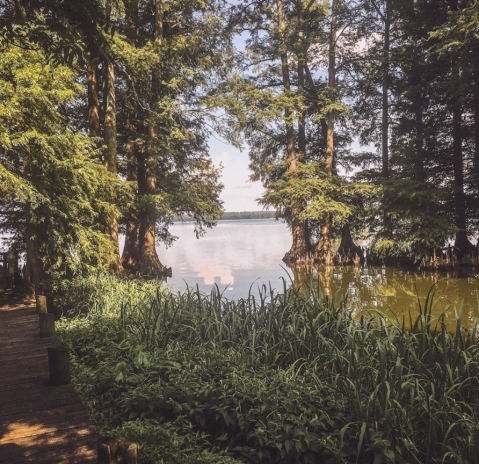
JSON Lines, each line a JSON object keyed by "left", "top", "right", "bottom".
{"left": 1, "top": 0, "right": 478, "bottom": 293}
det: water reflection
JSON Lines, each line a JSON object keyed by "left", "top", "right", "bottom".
{"left": 154, "top": 219, "right": 479, "bottom": 330}
{"left": 161, "top": 219, "right": 292, "bottom": 296}
{"left": 292, "top": 265, "right": 479, "bottom": 331}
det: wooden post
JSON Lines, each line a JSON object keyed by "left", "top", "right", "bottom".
{"left": 120, "top": 439, "right": 138, "bottom": 464}
{"left": 36, "top": 295, "right": 48, "bottom": 314}
{"left": 98, "top": 438, "right": 138, "bottom": 464}
{"left": 47, "top": 347, "right": 71, "bottom": 386}
{"left": 39, "top": 313, "right": 55, "bottom": 337}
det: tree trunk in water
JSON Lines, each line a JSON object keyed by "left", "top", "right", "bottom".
{"left": 451, "top": 57, "right": 474, "bottom": 255}
{"left": 277, "top": 0, "right": 309, "bottom": 264}
{"left": 121, "top": 0, "right": 140, "bottom": 273}
{"left": 318, "top": 266, "right": 333, "bottom": 299}
{"left": 337, "top": 224, "right": 363, "bottom": 264}
{"left": 316, "top": 0, "right": 337, "bottom": 262}
{"left": 381, "top": 1, "right": 392, "bottom": 235}
{"left": 138, "top": 0, "right": 170, "bottom": 277}
{"left": 103, "top": 59, "right": 123, "bottom": 274}
{"left": 412, "top": 58, "right": 425, "bottom": 183}
{"left": 382, "top": 0, "right": 390, "bottom": 180}
{"left": 87, "top": 44, "right": 101, "bottom": 139}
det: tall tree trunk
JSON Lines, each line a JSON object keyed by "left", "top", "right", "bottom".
{"left": 337, "top": 224, "right": 363, "bottom": 264}
{"left": 473, "top": 42, "right": 479, "bottom": 184}
{"left": 121, "top": 0, "right": 140, "bottom": 273}
{"left": 138, "top": 0, "right": 169, "bottom": 276}
{"left": 277, "top": 0, "right": 309, "bottom": 264}
{"left": 23, "top": 156, "right": 43, "bottom": 297}
{"left": 297, "top": 3, "right": 307, "bottom": 163}
{"left": 412, "top": 57, "right": 425, "bottom": 183}
{"left": 381, "top": 0, "right": 390, "bottom": 180}
{"left": 316, "top": 0, "right": 337, "bottom": 261}
{"left": 414, "top": 105, "right": 425, "bottom": 183}
{"left": 103, "top": 59, "right": 123, "bottom": 274}
{"left": 448, "top": 1, "right": 474, "bottom": 255}
{"left": 87, "top": 43, "right": 101, "bottom": 139}
{"left": 122, "top": 91, "right": 140, "bottom": 273}
{"left": 25, "top": 209, "right": 43, "bottom": 297}
{"left": 381, "top": 0, "right": 393, "bottom": 237}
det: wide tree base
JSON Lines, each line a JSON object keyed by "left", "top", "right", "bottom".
{"left": 454, "top": 231, "right": 477, "bottom": 259}
{"left": 121, "top": 248, "right": 139, "bottom": 275}
{"left": 283, "top": 248, "right": 314, "bottom": 266}
{"left": 138, "top": 250, "right": 172, "bottom": 278}
{"left": 337, "top": 225, "right": 364, "bottom": 265}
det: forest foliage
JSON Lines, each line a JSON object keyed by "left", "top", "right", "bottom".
{"left": 0, "top": 0, "right": 478, "bottom": 288}
{"left": 56, "top": 273, "right": 479, "bottom": 464}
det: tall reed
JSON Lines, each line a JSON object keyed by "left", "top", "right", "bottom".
{"left": 57, "top": 274, "right": 479, "bottom": 463}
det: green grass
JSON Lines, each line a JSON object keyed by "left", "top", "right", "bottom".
{"left": 56, "top": 273, "right": 479, "bottom": 464}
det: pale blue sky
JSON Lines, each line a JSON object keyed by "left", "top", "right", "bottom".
{"left": 207, "top": 28, "right": 266, "bottom": 212}
{"left": 208, "top": 137, "right": 265, "bottom": 212}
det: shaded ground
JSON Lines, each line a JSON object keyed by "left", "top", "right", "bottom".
{"left": 0, "top": 291, "right": 97, "bottom": 464}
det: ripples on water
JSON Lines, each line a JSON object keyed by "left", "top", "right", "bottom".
{"left": 153, "top": 219, "right": 479, "bottom": 329}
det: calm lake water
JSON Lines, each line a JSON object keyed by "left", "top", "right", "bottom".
{"left": 156, "top": 219, "right": 479, "bottom": 329}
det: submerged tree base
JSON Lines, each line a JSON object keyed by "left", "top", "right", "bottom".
{"left": 138, "top": 252, "right": 172, "bottom": 278}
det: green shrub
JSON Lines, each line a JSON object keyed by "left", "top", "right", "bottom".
{"left": 56, "top": 274, "right": 479, "bottom": 464}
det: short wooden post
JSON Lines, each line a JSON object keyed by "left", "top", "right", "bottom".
{"left": 39, "top": 313, "right": 55, "bottom": 337}
{"left": 47, "top": 347, "right": 71, "bottom": 386}
{"left": 98, "top": 438, "right": 138, "bottom": 464}
{"left": 36, "top": 295, "right": 48, "bottom": 314}
{"left": 120, "top": 439, "right": 138, "bottom": 464}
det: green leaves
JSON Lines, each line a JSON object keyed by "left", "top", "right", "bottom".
{"left": 56, "top": 274, "right": 479, "bottom": 464}
{"left": 0, "top": 34, "right": 119, "bottom": 279}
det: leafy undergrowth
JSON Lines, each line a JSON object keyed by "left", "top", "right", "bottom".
{"left": 56, "top": 274, "right": 479, "bottom": 464}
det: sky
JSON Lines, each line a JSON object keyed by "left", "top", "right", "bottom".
{"left": 208, "top": 137, "right": 265, "bottom": 212}
{"left": 206, "top": 30, "right": 266, "bottom": 213}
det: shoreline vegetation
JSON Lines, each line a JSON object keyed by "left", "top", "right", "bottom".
{"left": 1, "top": 2, "right": 479, "bottom": 463}
{"left": 56, "top": 274, "right": 479, "bottom": 464}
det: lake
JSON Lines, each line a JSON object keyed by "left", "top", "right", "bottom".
{"left": 156, "top": 219, "right": 479, "bottom": 329}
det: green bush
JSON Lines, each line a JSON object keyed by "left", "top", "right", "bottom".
{"left": 56, "top": 274, "right": 479, "bottom": 464}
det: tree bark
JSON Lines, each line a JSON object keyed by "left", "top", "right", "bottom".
{"left": 87, "top": 43, "right": 101, "bottom": 139}
{"left": 103, "top": 58, "right": 123, "bottom": 274}
{"left": 381, "top": 0, "right": 393, "bottom": 237}
{"left": 451, "top": 59, "right": 474, "bottom": 254}
{"left": 277, "top": 0, "right": 310, "bottom": 264}
{"left": 337, "top": 224, "right": 363, "bottom": 264}
{"left": 122, "top": 92, "right": 140, "bottom": 273}
{"left": 138, "top": 0, "right": 170, "bottom": 277}
{"left": 316, "top": 0, "right": 337, "bottom": 262}
{"left": 473, "top": 42, "right": 479, "bottom": 185}
{"left": 24, "top": 155, "right": 43, "bottom": 296}
{"left": 448, "top": 0, "right": 474, "bottom": 256}
{"left": 381, "top": 0, "right": 390, "bottom": 180}
{"left": 121, "top": 0, "right": 140, "bottom": 273}
{"left": 412, "top": 57, "right": 425, "bottom": 183}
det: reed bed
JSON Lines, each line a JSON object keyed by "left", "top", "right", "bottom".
{"left": 57, "top": 273, "right": 479, "bottom": 464}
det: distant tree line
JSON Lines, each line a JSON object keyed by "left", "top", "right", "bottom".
{"left": 220, "top": 212, "right": 277, "bottom": 221}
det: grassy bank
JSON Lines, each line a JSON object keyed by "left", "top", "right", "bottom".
{"left": 56, "top": 274, "right": 479, "bottom": 463}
